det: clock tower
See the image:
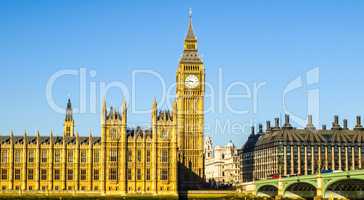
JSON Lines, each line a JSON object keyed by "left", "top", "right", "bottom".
{"left": 176, "top": 10, "right": 205, "bottom": 189}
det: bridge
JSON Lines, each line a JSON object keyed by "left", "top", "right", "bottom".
{"left": 251, "top": 170, "right": 364, "bottom": 199}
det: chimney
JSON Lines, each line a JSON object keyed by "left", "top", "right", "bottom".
{"left": 306, "top": 115, "right": 315, "bottom": 130}
{"left": 251, "top": 126, "right": 255, "bottom": 135}
{"left": 266, "top": 121, "right": 271, "bottom": 132}
{"left": 258, "top": 124, "right": 263, "bottom": 134}
{"left": 343, "top": 119, "right": 348, "bottom": 130}
{"left": 275, "top": 118, "right": 280, "bottom": 129}
{"left": 283, "top": 114, "right": 292, "bottom": 129}
{"left": 332, "top": 115, "right": 341, "bottom": 130}
{"left": 355, "top": 116, "right": 363, "bottom": 130}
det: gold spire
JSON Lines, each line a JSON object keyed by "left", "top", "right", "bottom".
{"left": 152, "top": 97, "right": 157, "bottom": 110}
{"left": 185, "top": 8, "right": 196, "bottom": 41}
{"left": 101, "top": 96, "right": 107, "bottom": 124}
{"left": 183, "top": 8, "right": 199, "bottom": 56}
{"left": 122, "top": 98, "right": 127, "bottom": 112}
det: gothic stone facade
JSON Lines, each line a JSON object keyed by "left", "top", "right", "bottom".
{"left": 205, "top": 137, "right": 240, "bottom": 185}
{"left": 0, "top": 14, "right": 205, "bottom": 196}
{"left": 240, "top": 115, "right": 364, "bottom": 183}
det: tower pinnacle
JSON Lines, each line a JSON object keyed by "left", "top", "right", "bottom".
{"left": 65, "top": 98, "right": 73, "bottom": 121}
{"left": 64, "top": 98, "right": 75, "bottom": 137}
{"left": 185, "top": 8, "right": 196, "bottom": 41}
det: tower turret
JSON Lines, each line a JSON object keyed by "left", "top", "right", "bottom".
{"left": 64, "top": 98, "right": 75, "bottom": 137}
{"left": 172, "top": 100, "right": 177, "bottom": 120}
{"left": 101, "top": 97, "right": 107, "bottom": 125}
{"left": 88, "top": 129, "right": 93, "bottom": 148}
{"left": 152, "top": 98, "right": 158, "bottom": 123}
{"left": 50, "top": 129, "right": 54, "bottom": 146}
{"left": 122, "top": 99, "right": 127, "bottom": 126}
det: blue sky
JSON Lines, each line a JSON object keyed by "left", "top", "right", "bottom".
{"left": 1, "top": 0, "right": 364, "bottom": 147}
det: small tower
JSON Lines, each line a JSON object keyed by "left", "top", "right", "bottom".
{"left": 101, "top": 97, "right": 107, "bottom": 125}
{"left": 122, "top": 99, "right": 127, "bottom": 127}
{"left": 204, "top": 137, "right": 213, "bottom": 160}
{"left": 152, "top": 98, "right": 158, "bottom": 124}
{"left": 63, "top": 98, "right": 75, "bottom": 137}
{"left": 100, "top": 98, "right": 123, "bottom": 142}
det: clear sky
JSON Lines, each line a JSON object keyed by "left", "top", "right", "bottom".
{"left": 1, "top": 0, "right": 364, "bottom": 147}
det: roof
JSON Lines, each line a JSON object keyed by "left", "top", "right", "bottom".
{"left": 251, "top": 128, "right": 364, "bottom": 151}
{"left": 185, "top": 9, "right": 196, "bottom": 41}
{"left": 157, "top": 110, "right": 173, "bottom": 121}
{"left": 242, "top": 133, "right": 261, "bottom": 152}
{"left": 127, "top": 127, "right": 152, "bottom": 139}
{"left": 0, "top": 135, "right": 102, "bottom": 145}
{"left": 242, "top": 115, "right": 364, "bottom": 152}
{"left": 179, "top": 10, "right": 202, "bottom": 64}
{"left": 180, "top": 51, "right": 203, "bottom": 64}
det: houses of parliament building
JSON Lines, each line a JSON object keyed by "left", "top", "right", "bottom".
{"left": 0, "top": 13, "right": 205, "bottom": 196}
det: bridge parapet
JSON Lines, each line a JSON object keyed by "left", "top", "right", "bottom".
{"left": 253, "top": 169, "right": 364, "bottom": 199}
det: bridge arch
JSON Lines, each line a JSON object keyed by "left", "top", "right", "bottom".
{"left": 324, "top": 178, "right": 364, "bottom": 200}
{"left": 283, "top": 181, "right": 317, "bottom": 200}
{"left": 256, "top": 184, "right": 278, "bottom": 198}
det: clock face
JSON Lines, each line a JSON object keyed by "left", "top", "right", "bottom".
{"left": 185, "top": 74, "right": 200, "bottom": 89}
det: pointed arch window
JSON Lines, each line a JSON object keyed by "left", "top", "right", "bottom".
{"left": 41, "top": 150, "right": 47, "bottom": 163}
{"left": 54, "top": 150, "right": 61, "bottom": 163}
{"left": 1, "top": 150, "right": 8, "bottom": 163}
{"left": 28, "top": 150, "right": 35, "bottom": 163}
{"left": 81, "top": 150, "right": 87, "bottom": 163}
{"left": 15, "top": 150, "right": 21, "bottom": 163}
{"left": 137, "top": 150, "right": 142, "bottom": 162}
{"left": 110, "top": 128, "right": 119, "bottom": 140}
{"left": 110, "top": 149, "right": 117, "bottom": 162}
{"left": 68, "top": 150, "right": 73, "bottom": 163}
{"left": 161, "top": 149, "right": 168, "bottom": 163}
{"left": 160, "top": 130, "right": 168, "bottom": 140}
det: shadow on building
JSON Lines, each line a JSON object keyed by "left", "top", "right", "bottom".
{"left": 177, "top": 162, "right": 209, "bottom": 199}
